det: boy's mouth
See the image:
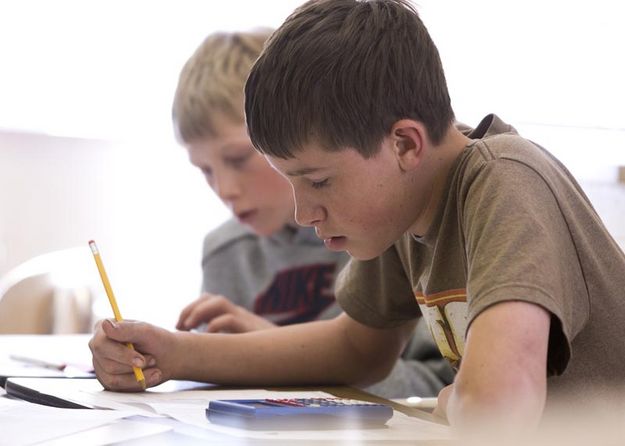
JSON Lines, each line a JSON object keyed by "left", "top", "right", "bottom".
{"left": 237, "top": 209, "right": 257, "bottom": 223}
{"left": 323, "top": 236, "right": 347, "bottom": 251}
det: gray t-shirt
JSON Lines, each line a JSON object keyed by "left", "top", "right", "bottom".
{"left": 337, "top": 114, "right": 625, "bottom": 403}
{"left": 202, "top": 222, "right": 345, "bottom": 324}
{"left": 201, "top": 221, "right": 454, "bottom": 397}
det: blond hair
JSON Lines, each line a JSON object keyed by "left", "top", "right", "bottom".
{"left": 173, "top": 28, "right": 273, "bottom": 143}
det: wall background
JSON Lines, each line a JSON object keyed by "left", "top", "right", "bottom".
{"left": 1, "top": 0, "right": 624, "bottom": 328}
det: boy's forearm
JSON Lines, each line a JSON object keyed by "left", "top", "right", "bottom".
{"left": 167, "top": 321, "right": 360, "bottom": 385}
{"left": 169, "top": 316, "right": 393, "bottom": 386}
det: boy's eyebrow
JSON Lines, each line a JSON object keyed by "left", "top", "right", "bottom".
{"left": 285, "top": 167, "right": 324, "bottom": 177}
{"left": 221, "top": 142, "right": 253, "bottom": 151}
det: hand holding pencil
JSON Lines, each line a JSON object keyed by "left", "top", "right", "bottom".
{"left": 89, "top": 240, "right": 146, "bottom": 390}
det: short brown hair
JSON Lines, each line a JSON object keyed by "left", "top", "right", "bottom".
{"left": 245, "top": 0, "right": 454, "bottom": 159}
{"left": 173, "top": 29, "right": 273, "bottom": 144}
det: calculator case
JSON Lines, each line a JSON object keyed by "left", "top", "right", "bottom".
{"left": 206, "top": 398, "right": 393, "bottom": 430}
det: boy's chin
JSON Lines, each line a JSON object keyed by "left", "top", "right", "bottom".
{"left": 346, "top": 246, "right": 387, "bottom": 261}
{"left": 344, "top": 237, "right": 398, "bottom": 261}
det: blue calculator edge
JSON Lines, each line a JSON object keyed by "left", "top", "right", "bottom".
{"left": 206, "top": 397, "right": 394, "bottom": 429}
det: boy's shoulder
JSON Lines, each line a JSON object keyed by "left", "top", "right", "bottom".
{"left": 463, "top": 114, "right": 548, "bottom": 165}
{"left": 460, "top": 114, "right": 517, "bottom": 142}
{"left": 202, "top": 218, "right": 257, "bottom": 257}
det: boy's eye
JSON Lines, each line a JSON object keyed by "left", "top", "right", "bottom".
{"left": 226, "top": 153, "right": 252, "bottom": 168}
{"left": 311, "top": 178, "right": 329, "bottom": 189}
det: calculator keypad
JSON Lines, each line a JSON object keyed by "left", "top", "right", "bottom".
{"left": 266, "top": 398, "right": 381, "bottom": 407}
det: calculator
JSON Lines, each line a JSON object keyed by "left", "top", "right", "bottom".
{"left": 206, "top": 397, "right": 394, "bottom": 429}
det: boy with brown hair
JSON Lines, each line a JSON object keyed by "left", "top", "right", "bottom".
{"left": 173, "top": 28, "right": 452, "bottom": 397}
{"left": 89, "top": 0, "right": 625, "bottom": 434}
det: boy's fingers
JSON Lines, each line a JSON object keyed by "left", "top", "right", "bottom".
{"left": 193, "top": 296, "right": 236, "bottom": 325}
{"left": 206, "top": 314, "right": 238, "bottom": 333}
{"left": 92, "top": 351, "right": 133, "bottom": 376}
{"left": 102, "top": 319, "right": 145, "bottom": 344}
{"left": 95, "top": 364, "right": 158, "bottom": 392}
{"left": 105, "top": 368, "right": 161, "bottom": 392}
{"left": 99, "top": 319, "right": 147, "bottom": 365}
{"left": 182, "top": 301, "right": 216, "bottom": 329}
{"left": 177, "top": 301, "right": 197, "bottom": 329}
{"left": 177, "top": 293, "right": 215, "bottom": 329}
{"left": 143, "top": 368, "right": 163, "bottom": 389}
{"left": 91, "top": 337, "right": 146, "bottom": 371}
{"left": 143, "top": 354, "right": 157, "bottom": 368}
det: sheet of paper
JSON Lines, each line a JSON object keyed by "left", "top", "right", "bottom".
{"left": 5, "top": 377, "right": 159, "bottom": 415}
{"left": 78, "top": 381, "right": 451, "bottom": 441}
{"left": 0, "top": 334, "right": 93, "bottom": 369}
{"left": 0, "top": 395, "right": 147, "bottom": 446}
{"left": 0, "top": 334, "right": 94, "bottom": 382}
{"left": 34, "top": 419, "right": 172, "bottom": 446}
{"left": 7, "top": 378, "right": 452, "bottom": 441}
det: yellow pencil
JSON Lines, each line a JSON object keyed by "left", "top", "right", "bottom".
{"left": 88, "top": 240, "right": 146, "bottom": 390}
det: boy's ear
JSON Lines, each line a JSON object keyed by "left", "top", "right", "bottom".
{"left": 390, "top": 119, "right": 426, "bottom": 171}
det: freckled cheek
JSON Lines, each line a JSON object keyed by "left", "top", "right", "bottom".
{"left": 342, "top": 206, "right": 381, "bottom": 231}
{"left": 360, "top": 200, "right": 397, "bottom": 230}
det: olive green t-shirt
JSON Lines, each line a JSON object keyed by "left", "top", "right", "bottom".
{"left": 336, "top": 114, "right": 625, "bottom": 400}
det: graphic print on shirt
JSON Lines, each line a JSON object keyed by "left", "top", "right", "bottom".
{"left": 254, "top": 263, "right": 337, "bottom": 325}
{"left": 415, "top": 288, "right": 468, "bottom": 369}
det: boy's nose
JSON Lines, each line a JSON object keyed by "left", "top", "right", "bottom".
{"left": 213, "top": 171, "right": 241, "bottom": 201}
{"left": 294, "top": 200, "right": 325, "bottom": 227}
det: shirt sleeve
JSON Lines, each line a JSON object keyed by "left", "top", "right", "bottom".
{"left": 461, "top": 157, "right": 588, "bottom": 376}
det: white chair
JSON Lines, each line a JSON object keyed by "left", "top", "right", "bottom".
{"left": 0, "top": 248, "right": 94, "bottom": 334}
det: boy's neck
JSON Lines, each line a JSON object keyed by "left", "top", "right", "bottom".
{"left": 408, "top": 126, "right": 471, "bottom": 237}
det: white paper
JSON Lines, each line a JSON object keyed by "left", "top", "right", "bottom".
{"left": 0, "top": 396, "right": 144, "bottom": 446}
{"left": 35, "top": 419, "right": 172, "bottom": 446}
{"left": 0, "top": 334, "right": 93, "bottom": 379}
{"left": 100, "top": 386, "right": 452, "bottom": 441}
{"left": 5, "top": 377, "right": 160, "bottom": 415}
{"left": 6, "top": 378, "right": 452, "bottom": 442}
{"left": 0, "top": 334, "right": 93, "bottom": 370}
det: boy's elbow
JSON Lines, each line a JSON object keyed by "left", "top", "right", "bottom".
{"left": 449, "top": 373, "right": 546, "bottom": 435}
{"left": 351, "top": 358, "right": 397, "bottom": 388}
{"left": 331, "top": 340, "right": 398, "bottom": 387}
{"left": 333, "top": 316, "right": 409, "bottom": 387}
